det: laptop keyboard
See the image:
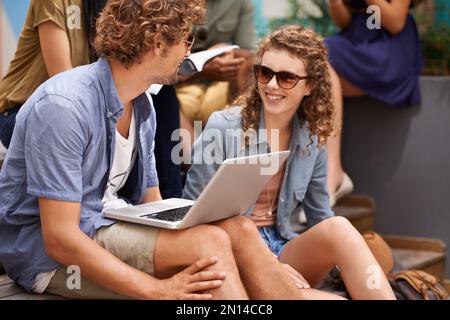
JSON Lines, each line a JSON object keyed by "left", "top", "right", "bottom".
{"left": 140, "top": 205, "right": 193, "bottom": 222}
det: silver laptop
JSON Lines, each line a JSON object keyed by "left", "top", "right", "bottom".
{"left": 104, "top": 150, "right": 290, "bottom": 230}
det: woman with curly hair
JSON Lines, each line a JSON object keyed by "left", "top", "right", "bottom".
{"left": 184, "top": 25, "right": 396, "bottom": 299}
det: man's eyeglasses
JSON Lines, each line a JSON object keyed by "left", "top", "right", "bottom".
{"left": 183, "top": 34, "right": 195, "bottom": 52}
{"left": 253, "top": 64, "right": 312, "bottom": 90}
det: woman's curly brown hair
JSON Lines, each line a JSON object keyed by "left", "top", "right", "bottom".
{"left": 235, "top": 25, "right": 335, "bottom": 150}
{"left": 94, "top": 0, "right": 205, "bottom": 67}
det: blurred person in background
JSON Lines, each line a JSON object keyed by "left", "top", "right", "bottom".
{"left": 323, "top": 0, "right": 423, "bottom": 204}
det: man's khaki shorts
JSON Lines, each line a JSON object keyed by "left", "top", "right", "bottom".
{"left": 45, "top": 222, "right": 160, "bottom": 299}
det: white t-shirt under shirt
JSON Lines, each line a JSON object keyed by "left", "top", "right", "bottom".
{"left": 102, "top": 111, "right": 137, "bottom": 211}
{"left": 32, "top": 112, "right": 137, "bottom": 294}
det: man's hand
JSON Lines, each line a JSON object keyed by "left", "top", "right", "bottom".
{"left": 202, "top": 52, "right": 245, "bottom": 83}
{"left": 157, "top": 256, "right": 227, "bottom": 300}
{"left": 282, "top": 263, "right": 311, "bottom": 290}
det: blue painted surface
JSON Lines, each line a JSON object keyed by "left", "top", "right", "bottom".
{"left": 252, "top": 0, "right": 269, "bottom": 37}
{"left": 435, "top": 0, "right": 450, "bottom": 26}
{"left": 2, "top": 0, "right": 30, "bottom": 37}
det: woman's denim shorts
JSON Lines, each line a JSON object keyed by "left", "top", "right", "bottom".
{"left": 258, "top": 226, "right": 288, "bottom": 257}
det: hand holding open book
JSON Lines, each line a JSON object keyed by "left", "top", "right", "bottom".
{"left": 178, "top": 45, "right": 240, "bottom": 77}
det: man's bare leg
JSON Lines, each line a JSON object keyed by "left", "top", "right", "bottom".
{"left": 213, "top": 216, "right": 305, "bottom": 299}
{"left": 154, "top": 224, "right": 249, "bottom": 300}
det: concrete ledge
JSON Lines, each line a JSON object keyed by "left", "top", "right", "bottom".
{"left": 341, "top": 76, "right": 450, "bottom": 278}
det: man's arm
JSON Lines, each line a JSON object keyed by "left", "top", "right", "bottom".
{"left": 141, "top": 186, "right": 163, "bottom": 204}
{"left": 39, "top": 198, "right": 223, "bottom": 299}
{"left": 38, "top": 21, "right": 73, "bottom": 77}
{"left": 40, "top": 198, "right": 163, "bottom": 299}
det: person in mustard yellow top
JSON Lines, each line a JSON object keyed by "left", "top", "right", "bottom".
{"left": 0, "top": 0, "right": 106, "bottom": 151}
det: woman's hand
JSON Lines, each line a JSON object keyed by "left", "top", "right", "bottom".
{"left": 282, "top": 263, "right": 311, "bottom": 290}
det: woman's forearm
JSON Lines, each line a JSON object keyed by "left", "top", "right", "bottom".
{"left": 328, "top": 0, "right": 352, "bottom": 30}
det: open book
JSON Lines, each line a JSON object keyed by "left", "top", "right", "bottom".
{"left": 178, "top": 45, "right": 240, "bottom": 76}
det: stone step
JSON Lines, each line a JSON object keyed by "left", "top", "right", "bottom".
{"left": 383, "top": 235, "right": 447, "bottom": 281}
{"left": 0, "top": 274, "right": 63, "bottom": 300}
{"left": 291, "top": 194, "right": 375, "bottom": 234}
{"left": 334, "top": 194, "right": 375, "bottom": 233}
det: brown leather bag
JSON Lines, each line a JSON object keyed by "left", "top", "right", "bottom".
{"left": 388, "top": 270, "right": 449, "bottom": 300}
{"left": 362, "top": 231, "right": 449, "bottom": 300}
{"left": 363, "top": 231, "right": 394, "bottom": 274}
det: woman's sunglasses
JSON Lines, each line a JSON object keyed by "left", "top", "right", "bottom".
{"left": 253, "top": 64, "right": 311, "bottom": 90}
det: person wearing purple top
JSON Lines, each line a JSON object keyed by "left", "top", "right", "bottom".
{"left": 323, "top": 0, "right": 423, "bottom": 206}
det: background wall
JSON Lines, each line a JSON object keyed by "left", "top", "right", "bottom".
{"left": 342, "top": 77, "right": 450, "bottom": 278}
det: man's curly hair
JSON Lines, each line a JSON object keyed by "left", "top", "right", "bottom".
{"left": 235, "top": 25, "right": 335, "bottom": 150}
{"left": 94, "top": 0, "right": 205, "bottom": 67}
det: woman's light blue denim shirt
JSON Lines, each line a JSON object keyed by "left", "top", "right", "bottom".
{"left": 183, "top": 107, "right": 334, "bottom": 240}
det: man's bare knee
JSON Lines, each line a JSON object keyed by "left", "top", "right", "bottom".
{"left": 218, "top": 215, "right": 257, "bottom": 234}
{"left": 216, "top": 216, "right": 261, "bottom": 244}
{"left": 189, "top": 224, "right": 233, "bottom": 257}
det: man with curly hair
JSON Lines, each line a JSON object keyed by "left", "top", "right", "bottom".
{"left": 0, "top": 0, "right": 306, "bottom": 300}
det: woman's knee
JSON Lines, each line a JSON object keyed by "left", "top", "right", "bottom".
{"left": 314, "top": 216, "right": 364, "bottom": 248}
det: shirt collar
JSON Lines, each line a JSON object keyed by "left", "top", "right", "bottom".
{"left": 256, "top": 107, "right": 305, "bottom": 152}
{"left": 96, "top": 57, "right": 153, "bottom": 123}
{"left": 96, "top": 57, "right": 124, "bottom": 118}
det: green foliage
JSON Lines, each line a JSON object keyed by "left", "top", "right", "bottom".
{"left": 420, "top": 25, "right": 450, "bottom": 75}
{"left": 268, "top": 0, "right": 338, "bottom": 37}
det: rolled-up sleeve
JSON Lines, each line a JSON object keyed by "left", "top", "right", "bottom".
{"left": 25, "top": 95, "right": 88, "bottom": 202}
{"left": 303, "top": 147, "right": 335, "bottom": 227}
{"left": 31, "top": 0, "right": 67, "bottom": 31}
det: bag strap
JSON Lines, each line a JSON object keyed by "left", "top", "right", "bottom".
{"left": 392, "top": 270, "right": 449, "bottom": 300}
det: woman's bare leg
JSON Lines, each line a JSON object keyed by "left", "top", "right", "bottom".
{"left": 327, "top": 65, "right": 345, "bottom": 199}
{"left": 327, "top": 65, "right": 366, "bottom": 202}
{"left": 214, "top": 216, "right": 347, "bottom": 300}
{"left": 340, "top": 75, "right": 366, "bottom": 97}
{"left": 279, "top": 217, "right": 396, "bottom": 300}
